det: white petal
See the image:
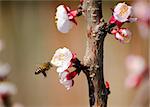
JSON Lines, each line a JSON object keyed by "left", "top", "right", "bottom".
{"left": 0, "top": 82, "right": 17, "bottom": 95}
{"left": 56, "top": 5, "right": 68, "bottom": 19}
{"left": 55, "top": 5, "right": 73, "bottom": 33}
{"left": 120, "top": 29, "right": 132, "bottom": 43}
{"left": 121, "top": 29, "right": 131, "bottom": 36}
{"left": 57, "top": 67, "right": 64, "bottom": 73}
{"left": 59, "top": 71, "right": 73, "bottom": 90}
{"left": 115, "top": 33, "right": 124, "bottom": 41}
{"left": 51, "top": 47, "right": 72, "bottom": 68}
{"left": 57, "top": 19, "right": 73, "bottom": 33}
{"left": 59, "top": 71, "right": 68, "bottom": 80}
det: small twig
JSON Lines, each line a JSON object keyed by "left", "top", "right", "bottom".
{"left": 76, "top": 4, "right": 83, "bottom": 17}
{"left": 85, "top": 72, "right": 95, "bottom": 107}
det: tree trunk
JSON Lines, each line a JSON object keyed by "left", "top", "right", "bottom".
{"left": 82, "top": 0, "right": 108, "bottom": 107}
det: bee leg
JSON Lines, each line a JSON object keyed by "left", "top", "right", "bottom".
{"left": 42, "top": 71, "right": 47, "bottom": 77}
{"left": 35, "top": 70, "right": 41, "bottom": 75}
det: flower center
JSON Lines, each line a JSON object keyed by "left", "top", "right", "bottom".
{"left": 59, "top": 54, "right": 65, "bottom": 60}
{"left": 119, "top": 4, "right": 128, "bottom": 17}
{"left": 53, "top": 54, "right": 65, "bottom": 63}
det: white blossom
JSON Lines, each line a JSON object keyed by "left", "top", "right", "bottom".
{"left": 0, "top": 82, "right": 17, "bottom": 95}
{"left": 0, "top": 63, "right": 11, "bottom": 78}
{"left": 59, "top": 71, "right": 73, "bottom": 90}
{"left": 113, "top": 3, "right": 132, "bottom": 22}
{"left": 51, "top": 47, "right": 72, "bottom": 73}
{"left": 55, "top": 5, "right": 73, "bottom": 33}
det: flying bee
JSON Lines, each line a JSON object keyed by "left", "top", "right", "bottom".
{"left": 35, "top": 62, "right": 52, "bottom": 77}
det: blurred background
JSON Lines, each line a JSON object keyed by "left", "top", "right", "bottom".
{"left": 0, "top": 0, "right": 149, "bottom": 107}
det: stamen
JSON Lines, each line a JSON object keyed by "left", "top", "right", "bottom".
{"left": 119, "top": 4, "right": 128, "bottom": 16}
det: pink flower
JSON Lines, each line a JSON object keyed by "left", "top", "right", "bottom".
{"left": 133, "top": 1, "right": 149, "bottom": 20}
{"left": 111, "top": 28, "right": 132, "bottom": 43}
{"left": 125, "top": 74, "right": 142, "bottom": 88}
{"left": 132, "top": 1, "right": 150, "bottom": 38}
{"left": 125, "top": 55, "right": 146, "bottom": 88}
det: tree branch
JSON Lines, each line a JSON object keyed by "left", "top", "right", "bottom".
{"left": 82, "top": 0, "right": 109, "bottom": 107}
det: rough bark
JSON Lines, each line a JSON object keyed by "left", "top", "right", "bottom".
{"left": 82, "top": 0, "right": 108, "bottom": 107}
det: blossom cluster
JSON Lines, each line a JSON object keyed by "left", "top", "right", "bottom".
{"left": 55, "top": 2, "right": 137, "bottom": 44}
{"left": 109, "top": 2, "right": 137, "bottom": 43}
{"left": 51, "top": 47, "right": 78, "bottom": 90}
{"left": 111, "top": 28, "right": 131, "bottom": 43}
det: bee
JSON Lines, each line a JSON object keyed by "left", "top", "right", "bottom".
{"left": 35, "top": 62, "right": 52, "bottom": 77}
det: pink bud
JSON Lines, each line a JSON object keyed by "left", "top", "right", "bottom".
{"left": 72, "top": 52, "right": 77, "bottom": 60}
{"left": 111, "top": 29, "right": 117, "bottom": 34}
{"left": 105, "top": 81, "right": 110, "bottom": 89}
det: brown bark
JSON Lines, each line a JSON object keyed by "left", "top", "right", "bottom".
{"left": 82, "top": 0, "right": 108, "bottom": 107}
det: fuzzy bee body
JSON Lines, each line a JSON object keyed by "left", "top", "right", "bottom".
{"left": 35, "top": 62, "right": 52, "bottom": 77}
